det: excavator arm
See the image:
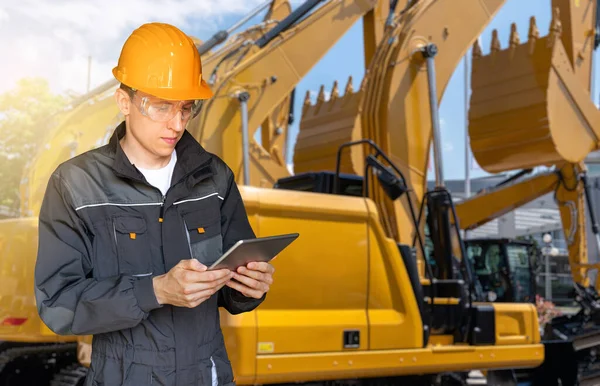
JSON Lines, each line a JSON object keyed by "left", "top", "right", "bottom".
{"left": 189, "top": 0, "right": 379, "bottom": 187}
{"left": 455, "top": 171, "right": 559, "bottom": 232}
{"left": 294, "top": 0, "right": 509, "bottom": 246}
{"left": 454, "top": 163, "right": 595, "bottom": 288}
{"left": 463, "top": 0, "right": 600, "bottom": 289}
{"left": 293, "top": 0, "right": 511, "bottom": 299}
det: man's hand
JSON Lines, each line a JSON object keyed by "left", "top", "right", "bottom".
{"left": 153, "top": 259, "right": 233, "bottom": 308}
{"left": 226, "top": 261, "right": 275, "bottom": 299}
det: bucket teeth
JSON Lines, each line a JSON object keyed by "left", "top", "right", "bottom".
{"left": 528, "top": 16, "right": 539, "bottom": 53}
{"left": 509, "top": 23, "right": 520, "bottom": 48}
{"left": 302, "top": 90, "right": 311, "bottom": 114}
{"left": 344, "top": 76, "right": 354, "bottom": 94}
{"left": 331, "top": 80, "right": 339, "bottom": 100}
{"left": 491, "top": 29, "right": 501, "bottom": 52}
{"left": 549, "top": 7, "right": 562, "bottom": 45}
{"left": 473, "top": 38, "right": 482, "bottom": 59}
{"left": 528, "top": 16, "right": 539, "bottom": 40}
{"left": 317, "top": 84, "right": 326, "bottom": 103}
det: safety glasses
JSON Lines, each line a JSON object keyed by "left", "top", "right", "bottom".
{"left": 131, "top": 92, "right": 203, "bottom": 123}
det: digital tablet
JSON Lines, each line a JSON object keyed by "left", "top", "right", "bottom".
{"left": 208, "top": 233, "right": 299, "bottom": 271}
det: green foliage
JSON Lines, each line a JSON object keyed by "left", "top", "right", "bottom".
{"left": 0, "top": 78, "right": 70, "bottom": 210}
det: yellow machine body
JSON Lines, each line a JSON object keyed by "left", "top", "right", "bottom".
{"left": 0, "top": 217, "right": 70, "bottom": 343}
{"left": 221, "top": 186, "right": 543, "bottom": 384}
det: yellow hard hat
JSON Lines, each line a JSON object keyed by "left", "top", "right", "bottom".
{"left": 112, "top": 22, "right": 213, "bottom": 101}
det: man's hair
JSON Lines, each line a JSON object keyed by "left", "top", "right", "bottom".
{"left": 120, "top": 83, "right": 135, "bottom": 98}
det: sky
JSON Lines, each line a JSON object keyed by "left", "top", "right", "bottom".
{"left": 0, "top": 0, "right": 595, "bottom": 183}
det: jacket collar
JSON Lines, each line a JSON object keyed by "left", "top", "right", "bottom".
{"left": 107, "top": 121, "right": 213, "bottom": 187}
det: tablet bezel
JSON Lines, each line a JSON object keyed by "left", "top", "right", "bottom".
{"left": 207, "top": 233, "right": 299, "bottom": 271}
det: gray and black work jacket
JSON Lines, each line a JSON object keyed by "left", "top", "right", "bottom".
{"left": 34, "top": 121, "right": 265, "bottom": 385}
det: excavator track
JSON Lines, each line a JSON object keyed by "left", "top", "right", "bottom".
{"left": 504, "top": 283, "right": 600, "bottom": 386}
{"left": 50, "top": 363, "right": 88, "bottom": 386}
{"left": 0, "top": 342, "right": 78, "bottom": 386}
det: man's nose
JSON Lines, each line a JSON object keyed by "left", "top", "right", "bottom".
{"left": 167, "top": 111, "right": 185, "bottom": 132}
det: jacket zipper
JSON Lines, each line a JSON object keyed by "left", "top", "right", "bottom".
{"left": 159, "top": 195, "right": 165, "bottom": 221}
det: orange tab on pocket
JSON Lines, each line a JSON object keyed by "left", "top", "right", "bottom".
{"left": 197, "top": 227, "right": 205, "bottom": 234}
{"left": 129, "top": 233, "right": 136, "bottom": 240}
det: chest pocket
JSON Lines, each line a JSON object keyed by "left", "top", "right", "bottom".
{"left": 112, "top": 215, "right": 153, "bottom": 276}
{"left": 182, "top": 207, "right": 223, "bottom": 266}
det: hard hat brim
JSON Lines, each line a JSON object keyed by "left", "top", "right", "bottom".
{"left": 113, "top": 67, "right": 214, "bottom": 101}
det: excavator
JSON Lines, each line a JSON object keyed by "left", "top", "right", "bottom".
{"left": 452, "top": 0, "right": 600, "bottom": 384}
{"left": 2, "top": 0, "right": 581, "bottom": 385}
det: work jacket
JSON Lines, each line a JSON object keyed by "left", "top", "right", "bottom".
{"left": 34, "top": 121, "right": 265, "bottom": 385}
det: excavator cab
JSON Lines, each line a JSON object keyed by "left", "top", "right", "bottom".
{"left": 465, "top": 238, "right": 537, "bottom": 304}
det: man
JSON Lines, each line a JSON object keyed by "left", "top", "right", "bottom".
{"left": 34, "top": 22, "right": 274, "bottom": 386}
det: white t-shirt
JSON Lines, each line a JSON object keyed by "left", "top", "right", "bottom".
{"left": 136, "top": 150, "right": 177, "bottom": 196}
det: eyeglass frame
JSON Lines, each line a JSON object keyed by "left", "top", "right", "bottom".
{"left": 119, "top": 84, "right": 204, "bottom": 123}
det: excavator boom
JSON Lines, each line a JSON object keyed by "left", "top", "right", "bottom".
{"left": 455, "top": 171, "right": 559, "bottom": 232}
{"left": 190, "top": 0, "right": 378, "bottom": 187}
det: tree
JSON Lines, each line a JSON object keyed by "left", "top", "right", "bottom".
{"left": 0, "top": 78, "right": 70, "bottom": 211}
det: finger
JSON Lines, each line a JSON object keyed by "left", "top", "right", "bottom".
{"left": 179, "top": 259, "right": 207, "bottom": 272}
{"left": 184, "top": 280, "right": 230, "bottom": 304}
{"left": 232, "top": 272, "right": 269, "bottom": 293}
{"left": 236, "top": 267, "right": 273, "bottom": 285}
{"left": 183, "top": 268, "right": 232, "bottom": 283}
{"left": 182, "top": 274, "right": 232, "bottom": 294}
{"left": 225, "top": 280, "right": 263, "bottom": 299}
{"left": 245, "top": 261, "right": 274, "bottom": 274}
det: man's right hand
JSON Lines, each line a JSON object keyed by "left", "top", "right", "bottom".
{"left": 152, "top": 259, "right": 233, "bottom": 308}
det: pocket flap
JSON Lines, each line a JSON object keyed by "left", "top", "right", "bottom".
{"left": 182, "top": 207, "right": 220, "bottom": 230}
{"left": 114, "top": 216, "right": 147, "bottom": 234}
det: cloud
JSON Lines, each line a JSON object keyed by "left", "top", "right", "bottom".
{"left": 0, "top": 8, "right": 8, "bottom": 24}
{"left": 0, "top": 0, "right": 266, "bottom": 95}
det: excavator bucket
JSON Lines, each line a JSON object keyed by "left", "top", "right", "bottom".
{"left": 293, "top": 77, "right": 365, "bottom": 174}
{"left": 468, "top": 12, "right": 600, "bottom": 173}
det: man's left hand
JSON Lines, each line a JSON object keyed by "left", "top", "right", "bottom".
{"left": 226, "top": 261, "right": 274, "bottom": 299}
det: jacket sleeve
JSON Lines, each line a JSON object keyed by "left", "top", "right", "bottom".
{"left": 217, "top": 167, "right": 266, "bottom": 314}
{"left": 34, "top": 172, "right": 161, "bottom": 336}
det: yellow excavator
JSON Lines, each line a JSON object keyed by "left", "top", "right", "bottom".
{"left": 1, "top": 0, "right": 575, "bottom": 385}
{"left": 452, "top": 0, "right": 600, "bottom": 384}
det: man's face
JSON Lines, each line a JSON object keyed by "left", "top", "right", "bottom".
{"left": 117, "top": 88, "right": 195, "bottom": 159}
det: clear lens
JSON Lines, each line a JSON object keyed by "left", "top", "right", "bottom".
{"left": 133, "top": 93, "right": 203, "bottom": 122}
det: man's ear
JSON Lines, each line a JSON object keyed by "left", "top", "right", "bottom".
{"left": 114, "top": 88, "right": 131, "bottom": 115}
